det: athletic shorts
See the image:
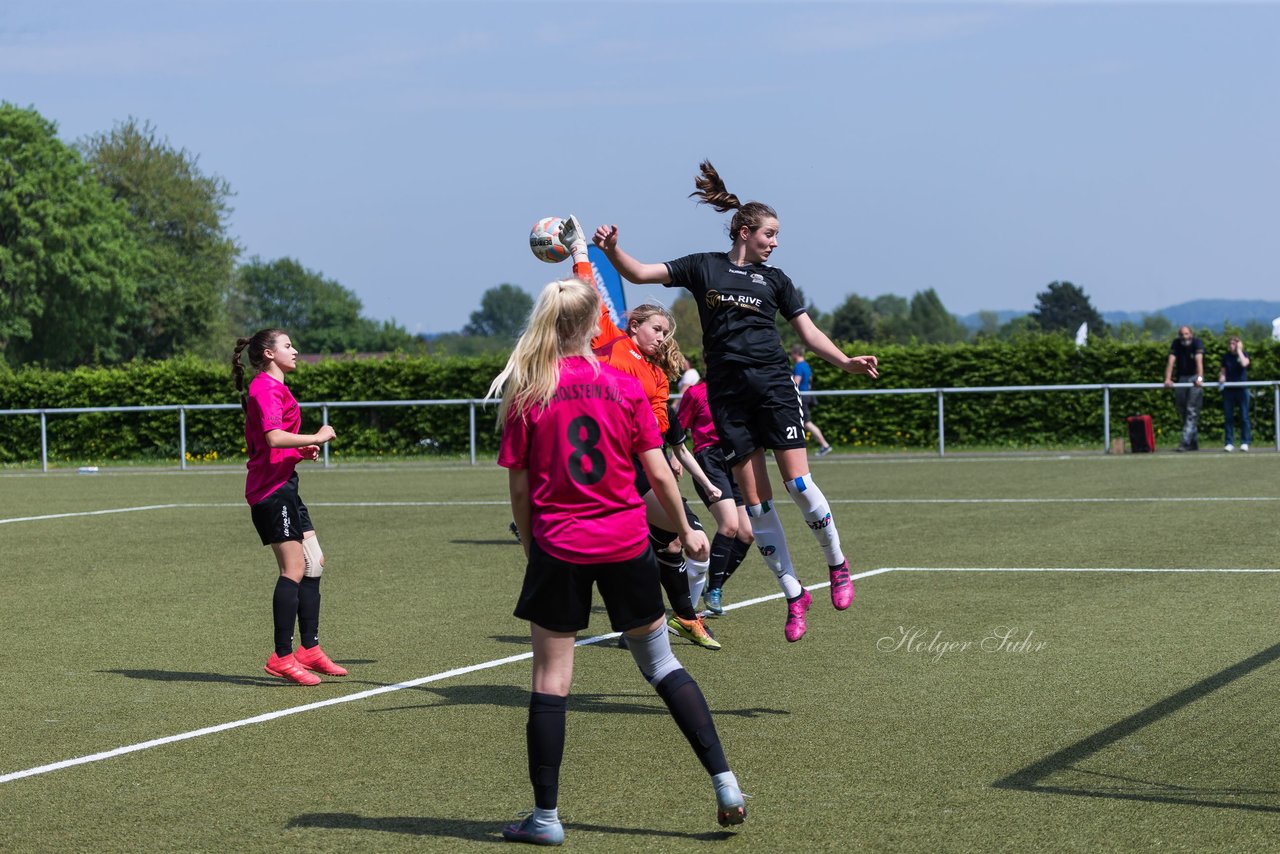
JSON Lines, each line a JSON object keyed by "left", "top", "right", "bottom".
{"left": 707, "top": 362, "right": 807, "bottom": 464}
{"left": 514, "top": 540, "right": 665, "bottom": 633}
{"left": 632, "top": 453, "right": 652, "bottom": 499}
{"left": 249, "top": 472, "right": 314, "bottom": 546}
{"left": 692, "top": 446, "right": 744, "bottom": 508}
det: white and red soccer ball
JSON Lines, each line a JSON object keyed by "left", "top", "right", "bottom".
{"left": 529, "top": 216, "right": 570, "bottom": 263}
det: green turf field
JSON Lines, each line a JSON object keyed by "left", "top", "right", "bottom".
{"left": 2, "top": 452, "right": 1278, "bottom": 852}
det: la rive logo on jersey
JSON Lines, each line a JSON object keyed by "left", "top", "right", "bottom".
{"left": 704, "top": 289, "right": 764, "bottom": 313}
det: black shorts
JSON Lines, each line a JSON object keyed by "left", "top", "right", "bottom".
{"left": 707, "top": 362, "right": 807, "bottom": 464}
{"left": 514, "top": 540, "right": 666, "bottom": 633}
{"left": 250, "top": 472, "right": 314, "bottom": 546}
{"left": 693, "top": 446, "right": 744, "bottom": 508}
{"left": 632, "top": 453, "right": 652, "bottom": 499}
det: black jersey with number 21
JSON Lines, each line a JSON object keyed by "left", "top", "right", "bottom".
{"left": 664, "top": 252, "right": 807, "bottom": 372}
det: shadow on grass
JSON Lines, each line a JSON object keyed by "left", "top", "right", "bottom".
{"left": 451, "top": 538, "right": 522, "bottom": 546}
{"left": 100, "top": 669, "right": 286, "bottom": 687}
{"left": 994, "top": 640, "right": 1280, "bottom": 813}
{"left": 287, "top": 812, "right": 734, "bottom": 842}
{"left": 370, "top": 683, "right": 789, "bottom": 720}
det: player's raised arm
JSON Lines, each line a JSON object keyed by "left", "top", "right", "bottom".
{"left": 593, "top": 224, "right": 671, "bottom": 285}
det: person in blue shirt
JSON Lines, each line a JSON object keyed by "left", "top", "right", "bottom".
{"left": 790, "top": 345, "right": 833, "bottom": 457}
{"left": 1218, "top": 336, "right": 1251, "bottom": 452}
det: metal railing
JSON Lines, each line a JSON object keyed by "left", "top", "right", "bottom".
{"left": 3, "top": 381, "right": 1276, "bottom": 472}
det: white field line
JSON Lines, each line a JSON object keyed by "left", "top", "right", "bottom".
{"left": 5, "top": 496, "right": 1278, "bottom": 526}
{"left": 7, "top": 564, "right": 1277, "bottom": 786}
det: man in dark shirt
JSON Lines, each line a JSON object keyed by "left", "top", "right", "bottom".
{"left": 1163, "top": 325, "right": 1205, "bottom": 451}
{"left": 1218, "top": 336, "right": 1251, "bottom": 451}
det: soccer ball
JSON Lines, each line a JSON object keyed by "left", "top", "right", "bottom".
{"left": 529, "top": 216, "right": 570, "bottom": 263}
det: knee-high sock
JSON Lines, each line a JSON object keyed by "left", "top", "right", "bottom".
{"left": 686, "top": 556, "right": 709, "bottom": 607}
{"left": 297, "top": 576, "right": 321, "bottom": 649}
{"left": 526, "top": 692, "right": 567, "bottom": 810}
{"left": 654, "top": 669, "right": 729, "bottom": 776}
{"left": 272, "top": 576, "right": 300, "bottom": 657}
{"left": 746, "top": 501, "right": 802, "bottom": 598}
{"left": 784, "top": 475, "right": 845, "bottom": 567}
{"left": 708, "top": 533, "right": 737, "bottom": 591}
{"left": 656, "top": 549, "right": 696, "bottom": 619}
{"left": 725, "top": 536, "right": 752, "bottom": 582}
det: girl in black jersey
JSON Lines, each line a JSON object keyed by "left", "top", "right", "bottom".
{"left": 593, "top": 160, "right": 879, "bottom": 642}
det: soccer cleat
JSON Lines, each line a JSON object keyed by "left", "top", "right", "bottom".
{"left": 294, "top": 644, "right": 348, "bottom": 676}
{"left": 667, "top": 614, "right": 722, "bottom": 651}
{"left": 816, "top": 445, "right": 834, "bottom": 457}
{"left": 703, "top": 587, "right": 724, "bottom": 616}
{"left": 716, "top": 783, "right": 748, "bottom": 828}
{"left": 502, "top": 812, "right": 565, "bottom": 846}
{"left": 829, "top": 560, "right": 855, "bottom": 611}
{"left": 784, "top": 589, "right": 812, "bottom": 643}
{"left": 264, "top": 652, "right": 321, "bottom": 686}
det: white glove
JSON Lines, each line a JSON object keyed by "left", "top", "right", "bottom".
{"left": 560, "top": 214, "right": 590, "bottom": 265}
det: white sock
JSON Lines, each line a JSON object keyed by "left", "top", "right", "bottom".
{"left": 712, "top": 770, "right": 740, "bottom": 794}
{"left": 746, "top": 501, "right": 803, "bottom": 599}
{"left": 532, "top": 807, "right": 559, "bottom": 824}
{"left": 784, "top": 475, "right": 845, "bottom": 567}
{"left": 686, "top": 556, "right": 709, "bottom": 607}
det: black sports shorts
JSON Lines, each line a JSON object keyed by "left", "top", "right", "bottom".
{"left": 692, "top": 445, "right": 744, "bottom": 508}
{"left": 514, "top": 540, "right": 665, "bottom": 633}
{"left": 250, "top": 472, "right": 314, "bottom": 546}
{"left": 706, "top": 362, "right": 807, "bottom": 464}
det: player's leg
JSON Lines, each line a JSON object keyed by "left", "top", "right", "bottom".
{"left": 252, "top": 483, "right": 320, "bottom": 686}
{"left": 776, "top": 447, "right": 854, "bottom": 611}
{"left": 293, "top": 527, "right": 347, "bottom": 676}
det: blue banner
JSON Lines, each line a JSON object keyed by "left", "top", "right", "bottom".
{"left": 588, "top": 244, "right": 627, "bottom": 328}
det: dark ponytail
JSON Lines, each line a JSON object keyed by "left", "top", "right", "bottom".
{"left": 689, "top": 159, "right": 777, "bottom": 244}
{"left": 232, "top": 329, "right": 285, "bottom": 411}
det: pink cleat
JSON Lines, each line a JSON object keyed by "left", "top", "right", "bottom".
{"left": 264, "top": 652, "right": 321, "bottom": 686}
{"left": 829, "top": 561, "right": 855, "bottom": 610}
{"left": 293, "top": 644, "right": 348, "bottom": 676}
{"left": 784, "top": 589, "right": 812, "bottom": 642}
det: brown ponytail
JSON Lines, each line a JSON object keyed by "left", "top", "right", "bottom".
{"left": 231, "top": 329, "right": 285, "bottom": 411}
{"left": 689, "top": 159, "right": 778, "bottom": 245}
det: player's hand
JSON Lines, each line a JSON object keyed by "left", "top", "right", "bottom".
{"left": 315, "top": 424, "right": 337, "bottom": 444}
{"left": 560, "top": 214, "right": 589, "bottom": 264}
{"left": 682, "top": 529, "right": 710, "bottom": 562}
{"left": 669, "top": 456, "right": 683, "bottom": 479}
{"left": 300, "top": 444, "right": 321, "bottom": 461}
{"left": 846, "top": 355, "right": 879, "bottom": 379}
{"left": 593, "top": 224, "right": 618, "bottom": 252}
{"left": 708, "top": 485, "right": 723, "bottom": 502}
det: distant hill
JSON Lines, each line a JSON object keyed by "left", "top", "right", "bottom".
{"left": 960, "top": 299, "right": 1280, "bottom": 332}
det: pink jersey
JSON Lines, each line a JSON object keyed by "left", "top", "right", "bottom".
{"left": 244, "top": 372, "right": 305, "bottom": 505}
{"left": 498, "top": 357, "right": 662, "bottom": 563}
{"left": 676, "top": 381, "right": 719, "bottom": 453}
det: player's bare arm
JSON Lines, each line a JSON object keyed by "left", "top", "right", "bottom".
{"left": 790, "top": 313, "right": 879, "bottom": 379}
{"left": 592, "top": 225, "right": 671, "bottom": 284}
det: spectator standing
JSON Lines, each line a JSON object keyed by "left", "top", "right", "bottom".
{"left": 1218, "top": 336, "right": 1251, "bottom": 452}
{"left": 1163, "top": 326, "right": 1205, "bottom": 452}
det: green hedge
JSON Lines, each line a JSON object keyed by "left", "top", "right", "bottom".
{"left": 1, "top": 336, "right": 1275, "bottom": 464}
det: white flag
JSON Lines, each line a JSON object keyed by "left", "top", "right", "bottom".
{"left": 1272, "top": 316, "right": 1280, "bottom": 342}
{"left": 1075, "top": 321, "right": 1088, "bottom": 347}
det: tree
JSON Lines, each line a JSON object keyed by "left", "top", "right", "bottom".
{"left": 464, "top": 284, "right": 534, "bottom": 340}
{"left": 904, "top": 289, "right": 966, "bottom": 343}
{"left": 0, "top": 104, "right": 143, "bottom": 367}
{"left": 235, "top": 257, "right": 418, "bottom": 352}
{"left": 830, "top": 294, "right": 877, "bottom": 343}
{"left": 79, "top": 118, "right": 239, "bottom": 361}
{"left": 1030, "top": 281, "right": 1105, "bottom": 336}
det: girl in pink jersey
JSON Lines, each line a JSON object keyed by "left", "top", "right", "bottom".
{"left": 489, "top": 278, "right": 745, "bottom": 844}
{"left": 677, "top": 378, "right": 754, "bottom": 616}
{"left": 233, "top": 329, "right": 345, "bottom": 686}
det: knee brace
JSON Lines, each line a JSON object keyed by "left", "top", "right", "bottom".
{"left": 302, "top": 536, "right": 324, "bottom": 578}
{"left": 626, "top": 624, "right": 682, "bottom": 686}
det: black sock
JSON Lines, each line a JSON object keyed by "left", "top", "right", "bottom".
{"left": 708, "top": 533, "right": 736, "bottom": 591}
{"left": 724, "top": 537, "right": 752, "bottom": 584}
{"left": 298, "top": 576, "right": 321, "bottom": 649}
{"left": 657, "top": 551, "right": 696, "bottom": 620}
{"left": 527, "top": 692, "right": 567, "bottom": 810}
{"left": 272, "top": 576, "right": 300, "bottom": 657}
{"left": 654, "top": 669, "right": 729, "bottom": 776}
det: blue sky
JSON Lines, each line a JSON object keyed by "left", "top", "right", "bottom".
{"left": 3, "top": 1, "right": 1277, "bottom": 335}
